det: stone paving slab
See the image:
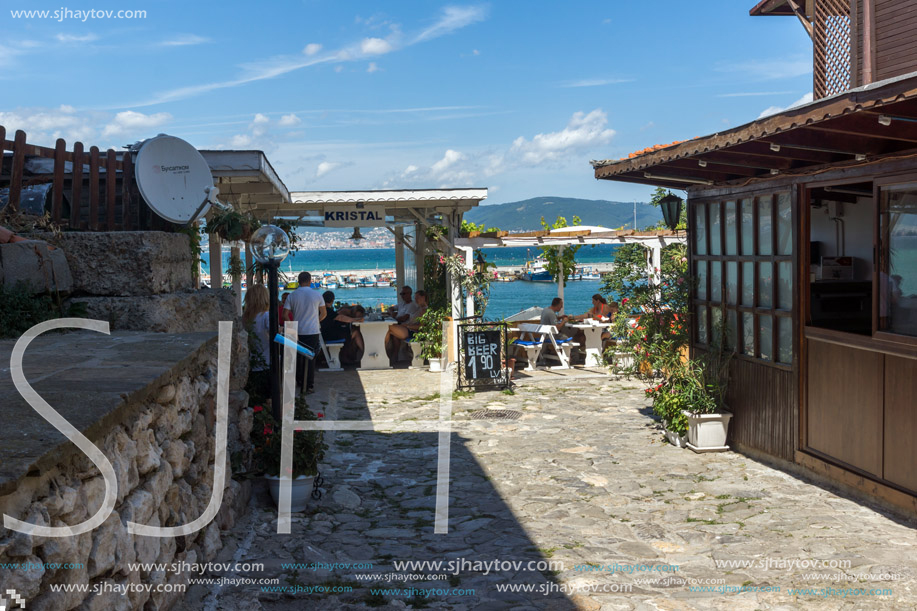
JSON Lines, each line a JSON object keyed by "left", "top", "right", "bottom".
{"left": 179, "top": 368, "right": 917, "bottom": 610}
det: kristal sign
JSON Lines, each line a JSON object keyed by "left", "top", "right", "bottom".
{"left": 3, "top": 319, "right": 318, "bottom": 539}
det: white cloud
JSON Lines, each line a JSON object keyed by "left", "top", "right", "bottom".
{"left": 414, "top": 5, "right": 487, "bottom": 43}
{"left": 229, "top": 134, "right": 252, "bottom": 148}
{"left": 303, "top": 43, "right": 322, "bottom": 56}
{"left": 360, "top": 37, "right": 393, "bottom": 55}
{"left": 249, "top": 113, "right": 270, "bottom": 137}
{"left": 132, "top": 5, "right": 487, "bottom": 107}
{"left": 561, "top": 78, "right": 633, "bottom": 88}
{"left": 315, "top": 161, "right": 341, "bottom": 178}
{"left": 56, "top": 33, "right": 98, "bottom": 43}
{"left": 473, "top": 49, "right": 480, "bottom": 55}
{"left": 757, "top": 92, "right": 813, "bottom": 119}
{"left": 717, "top": 57, "right": 811, "bottom": 80}
{"left": 102, "top": 110, "right": 171, "bottom": 137}
{"left": 334, "top": 65, "right": 344, "bottom": 73}
{"left": 278, "top": 113, "right": 302, "bottom": 127}
{"left": 509, "top": 109, "right": 615, "bottom": 164}
{"left": 717, "top": 90, "right": 796, "bottom": 98}
{"left": 159, "top": 34, "right": 210, "bottom": 47}
{"left": 367, "top": 62, "right": 380, "bottom": 73}
{"left": 385, "top": 108, "right": 617, "bottom": 188}
{"left": 0, "top": 106, "right": 97, "bottom": 142}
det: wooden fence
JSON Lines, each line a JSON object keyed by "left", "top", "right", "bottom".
{"left": 0, "top": 125, "right": 149, "bottom": 231}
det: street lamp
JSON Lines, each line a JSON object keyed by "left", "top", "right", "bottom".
{"left": 659, "top": 192, "right": 683, "bottom": 231}
{"left": 249, "top": 224, "right": 291, "bottom": 421}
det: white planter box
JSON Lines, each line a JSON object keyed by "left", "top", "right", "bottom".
{"left": 266, "top": 475, "right": 315, "bottom": 512}
{"left": 683, "top": 411, "right": 732, "bottom": 453}
{"left": 428, "top": 357, "right": 444, "bottom": 372}
{"left": 664, "top": 427, "right": 688, "bottom": 448}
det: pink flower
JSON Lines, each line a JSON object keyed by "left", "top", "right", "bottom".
{"left": 439, "top": 256, "right": 445, "bottom": 264}
{"left": 263, "top": 426, "right": 273, "bottom": 435}
{"left": 253, "top": 406, "right": 263, "bottom": 413}
{"left": 317, "top": 412, "right": 324, "bottom": 418}
{"left": 622, "top": 298, "right": 629, "bottom": 304}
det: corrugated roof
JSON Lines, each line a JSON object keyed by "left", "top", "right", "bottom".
{"left": 592, "top": 71, "right": 917, "bottom": 189}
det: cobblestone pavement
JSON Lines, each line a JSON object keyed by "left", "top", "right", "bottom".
{"left": 179, "top": 368, "right": 917, "bottom": 610}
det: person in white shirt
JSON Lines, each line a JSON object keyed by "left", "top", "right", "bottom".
{"left": 282, "top": 271, "right": 327, "bottom": 394}
{"left": 393, "top": 286, "right": 419, "bottom": 323}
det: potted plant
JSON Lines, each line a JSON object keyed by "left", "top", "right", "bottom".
{"left": 414, "top": 306, "right": 447, "bottom": 371}
{"left": 205, "top": 208, "right": 261, "bottom": 242}
{"left": 251, "top": 397, "right": 326, "bottom": 511}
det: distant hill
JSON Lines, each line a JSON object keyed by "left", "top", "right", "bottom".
{"left": 464, "top": 196, "right": 661, "bottom": 232}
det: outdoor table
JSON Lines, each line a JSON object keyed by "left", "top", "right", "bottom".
{"left": 354, "top": 319, "right": 393, "bottom": 370}
{"left": 568, "top": 320, "right": 611, "bottom": 366}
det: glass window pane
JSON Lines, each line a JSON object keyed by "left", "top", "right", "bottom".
{"left": 726, "top": 309, "right": 737, "bottom": 351}
{"left": 742, "top": 261, "right": 755, "bottom": 306}
{"left": 696, "top": 260, "right": 707, "bottom": 300}
{"left": 759, "top": 262, "right": 773, "bottom": 308}
{"left": 778, "top": 261, "right": 793, "bottom": 311}
{"left": 711, "top": 305, "right": 723, "bottom": 341}
{"left": 725, "top": 200, "right": 737, "bottom": 255}
{"left": 758, "top": 195, "right": 773, "bottom": 255}
{"left": 697, "top": 305, "right": 708, "bottom": 345}
{"left": 760, "top": 314, "right": 773, "bottom": 361}
{"left": 711, "top": 261, "right": 722, "bottom": 303}
{"left": 777, "top": 192, "right": 793, "bottom": 255}
{"left": 778, "top": 316, "right": 792, "bottom": 364}
{"left": 741, "top": 198, "right": 755, "bottom": 255}
{"left": 742, "top": 312, "right": 755, "bottom": 356}
{"left": 880, "top": 185, "right": 917, "bottom": 336}
{"left": 694, "top": 204, "right": 707, "bottom": 255}
{"left": 726, "top": 261, "right": 738, "bottom": 305}
{"left": 710, "top": 202, "right": 721, "bottom": 255}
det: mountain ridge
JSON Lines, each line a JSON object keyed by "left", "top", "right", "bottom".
{"left": 464, "top": 196, "right": 661, "bottom": 232}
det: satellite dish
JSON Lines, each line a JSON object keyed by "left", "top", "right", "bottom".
{"left": 134, "top": 134, "right": 214, "bottom": 224}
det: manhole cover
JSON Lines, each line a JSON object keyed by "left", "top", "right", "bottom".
{"left": 470, "top": 409, "right": 522, "bottom": 420}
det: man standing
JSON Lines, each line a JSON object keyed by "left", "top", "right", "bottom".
{"left": 283, "top": 272, "right": 326, "bottom": 394}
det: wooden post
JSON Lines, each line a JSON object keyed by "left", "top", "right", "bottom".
{"left": 106, "top": 149, "right": 117, "bottom": 230}
{"left": 208, "top": 232, "right": 223, "bottom": 289}
{"left": 8, "top": 130, "right": 27, "bottom": 214}
{"left": 231, "top": 245, "right": 243, "bottom": 315}
{"left": 121, "top": 152, "right": 133, "bottom": 230}
{"left": 71, "top": 142, "right": 84, "bottom": 229}
{"left": 52, "top": 139, "right": 66, "bottom": 224}
{"left": 245, "top": 242, "right": 254, "bottom": 290}
{"left": 394, "top": 226, "right": 405, "bottom": 296}
{"left": 89, "top": 146, "right": 100, "bottom": 230}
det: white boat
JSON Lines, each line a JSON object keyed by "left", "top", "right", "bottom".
{"left": 374, "top": 273, "right": 392, "bottom": 287}
{"left": 519, "top": 258, "right": 552, "bottom": 282}
{"left": 321, "top": 274, "right": 340, "bottom": 290}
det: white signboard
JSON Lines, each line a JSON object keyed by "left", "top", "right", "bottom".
{"left": 323, "top": 204, "right": 387, "bottom": 227}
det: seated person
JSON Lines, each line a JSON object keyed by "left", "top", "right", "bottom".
{"left": 391, "top": 286, "right": 419, "bottom": 323}
{"left": 324, "top": 304, "right": 366, "bottom": 367}
{"left": 386, "top": 290, "right": 427, "bottom": 362}
{"left": 572, "top": 294, "right": 615, "bottom": 352}
{"left": 540, "top": 297, "right": 569, "bottom": 338}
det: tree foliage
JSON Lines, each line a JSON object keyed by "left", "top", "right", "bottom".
{"left": 539, "top": 215, "right": 582, "bottom": 284}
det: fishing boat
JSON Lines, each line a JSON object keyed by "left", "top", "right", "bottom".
{"left": 359, "top": 276, "right": 376, "bottom": 288}
{"left": 321, "top": 273, "right": 340, "bottom": 290}
{"left": 519, "top": 258, "right": 552, "bottom": 282}
{"left": 579, "top": 266, "right": 601, "bottom": 281}
{"left": 374, "top": 273, "right": 392, "bottom": 288}
{"left": 341, "top": 274, "right": 360, "bottom": 289}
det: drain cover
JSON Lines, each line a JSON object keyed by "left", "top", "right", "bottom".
{"left": 470, "top": 409, "right": 522, "bottom": 420}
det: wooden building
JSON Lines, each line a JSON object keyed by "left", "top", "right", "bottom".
{"left": 593, "top": 1, "right": 917, "bottom": 514}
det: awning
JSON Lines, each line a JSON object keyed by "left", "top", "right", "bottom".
{"left": 284, "top": 188, "right": 488, "bottom": 225}
{"left": 200, "top": 150, "right": 291, "bottom": 209}
{"left": 592, "top": 71, "right": 917, "bottom": 190}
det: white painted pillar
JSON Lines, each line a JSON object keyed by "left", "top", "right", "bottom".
{"left": 414, "top": 222, "right": 425, "bottom": 291}
{"left": 457, "top": 245, "right": 475, "bottom": 318}
{"left": 557, "top": 245, "right": 565, "bottom": 312}
{"left": 208, "top": 232, "right": 222, "bottom": 290}
{"left": 231, "top": 245, "right": 243, "bottom": 315}
{"left": 649, "top": 241, "right": 663, "bottom": 302}
{"left": 394, "top": 226, "right": 405, "bottom": 298}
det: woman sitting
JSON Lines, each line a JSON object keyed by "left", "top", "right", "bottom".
{"left": 572, "top": 294, "right": 618, "bottom": 359}
{"left": 242, "top": 284, "right": 271, "bottom": 404}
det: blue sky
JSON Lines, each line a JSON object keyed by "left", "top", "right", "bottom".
{"left": 3, "top": 1, "right": 813, "bottom": 205}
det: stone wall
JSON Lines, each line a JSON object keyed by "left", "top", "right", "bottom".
{"left": 0, "top": 337, "right": 255, "bottom": 611}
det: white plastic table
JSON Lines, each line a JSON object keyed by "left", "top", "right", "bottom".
{"left": 354, "top": 320, "right": 394, "bottom": 370}
{"left": 568, "top": 320, "right": 611, "bottom": 367}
